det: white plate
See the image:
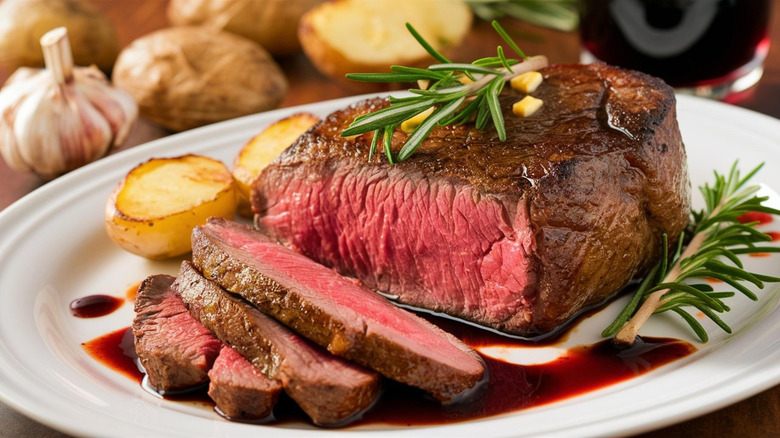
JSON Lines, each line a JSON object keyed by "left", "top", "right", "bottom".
{"left": 1, "top": 94, "right": 780, "bottom": 438}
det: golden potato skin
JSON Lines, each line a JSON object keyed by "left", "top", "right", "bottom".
{"left": 232, "top": 112, "right": 321, "bottom": 215}
{"left": 167, "top": 0, "right": 324, "bottom": 56}
{"left": 0, "top": 0, "right": 119, "bottom": 74}
{"left": 298, "top": 0, "right": 472, "bottom": 86}
{"left": 105, "top": 155, "right": 238, "bottom": 260}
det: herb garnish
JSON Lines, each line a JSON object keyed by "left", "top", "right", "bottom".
{"left": 604, "top": 162, "right": 780, "bottom": 346}
{"left": 466, "top": 0, "right": 579, "bottom": 32}
{"left": 340, "top": 20, "right": 547, "bottom": 163}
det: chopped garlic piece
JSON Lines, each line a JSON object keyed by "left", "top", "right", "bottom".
{"left": 417, "top": 79, "right": 430, "bottom": 90}
{"left": 458, "top": 75, "right": 474, "bottom": 85}
{"left": 510, "top": 71, "right": 543, "bottom": 93}
{"left": 513, "top": 96, "right": 544, "bottom": 117}
{"left": 401, "top": 107, "right": 435, "bottom": 133}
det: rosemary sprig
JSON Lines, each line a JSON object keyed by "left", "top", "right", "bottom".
{"left": 466, "top": 0, "right": 579, "bottom": 32}
{"left": 604, "top": 162, "right": 780, "bottom": 346}
{"left": 341, "top": 20, "right": 548, "bottom": 163}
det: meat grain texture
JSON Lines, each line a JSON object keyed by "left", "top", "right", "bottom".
{"left": 175, "top": 260, "right": 382, "bottom": 426}
{"left": 132, "top": 274, "right": 222, "bottom": 391}
{"left": 208, "top": 345, "right": 282, "bottom": 421}
{"left": 191, "top": 218, "right": 486, "bottom": 403}
{"left": 252, "top": 62, "right": 691, "bottom": 337}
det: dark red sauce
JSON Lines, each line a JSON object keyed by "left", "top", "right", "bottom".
{"left": 737, "top": 211, "right": 774, "bottom": 225}
{"left": 82, "top": 327, "right": 143, "bottom": 382}
{"left": 352, "top": 336, "right": 693, "bottom": 426}
{"left": 69, "top": 295, "right": 124, "bottom": 318}
{"left": 82, "top": 322, "right": 695, "bottom": 427}
{"left": 141, "top": 376, "right": 215, "bottom": 406}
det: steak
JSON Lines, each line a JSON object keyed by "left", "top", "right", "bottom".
{"left": 174, "top": 260, "right": 381, "bottom": 426}
{"left": 132, "top": 274, "right": 222, "bottom": 392}
{"left": 191, "top": 218, "right": 487, "bottom": 403}
{"left": 208, "top": 345, "right": 282, "bottom": 421}
{"left": 251, "top": 62, "right": 691, "bottom": 337}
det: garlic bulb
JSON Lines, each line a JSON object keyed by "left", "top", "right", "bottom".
{"left": 0, "top": 27, "right": 137, "bottom": 179}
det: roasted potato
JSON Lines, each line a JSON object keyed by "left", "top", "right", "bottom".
{"left": 113, "top": 27, "right": 287, "bottom": 132}
{"left": 105, "top": 155, "right": 237, "bottom": 260}
{"left": 233, "top": 112, "right": 320, "bottom": 214}
{"left": 167, "top": 0, "right": 324, "bottom": 56}
{"left": 298, "top": 0, "right": 472, "bottom": 85}
{"left": 0, "top": 0, "right": 119, "bottom": 74}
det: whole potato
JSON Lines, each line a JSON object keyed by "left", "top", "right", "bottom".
{"left": 113, "top": 27, "right": 288, "bottom": 132}
{"left": 0, "top": 0, "right": 119, "bottom": 74}
{"left": 167, "top": 0, "right": 324, "bottom": 56}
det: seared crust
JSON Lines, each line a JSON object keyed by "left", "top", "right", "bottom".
{"left": 253, "top": 63, "right": 690, "bottom": 336}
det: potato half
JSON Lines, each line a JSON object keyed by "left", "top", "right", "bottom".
{"left": 299, "top": 0, "right": 473, "bottom": 85}
{"left": 232, "top": 112, "right": 320, "bottom": 214}
{"left": 105, "top": 155, "right": 237, "bottom": 260}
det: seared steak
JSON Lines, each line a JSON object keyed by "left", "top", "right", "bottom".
{"left": 174, "top": 261, "right": 381, "bottom": 426}
{"left": 208, "top": 345, "right": 282, "bottom": 421}
{"left": 132, "top": 274, "right": 222, "bottom": 392}
{"left": 191, "top": 218, "right": 486, "bottom": 403}
{"left": 251, "top": 62, "right": 690, "bottom": 337}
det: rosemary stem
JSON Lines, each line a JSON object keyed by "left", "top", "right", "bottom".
{"left": 614, "top": 222, "right": 712, "bottom": 345}
{"left": 467, "top": 55, "right": 549, "bottom": 95}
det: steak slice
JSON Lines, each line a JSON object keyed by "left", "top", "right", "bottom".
{"left": 208, "top": 345, "right": 282, "bottom": 421}
{"left": 191, "top": 218, "right": 487, "bottom": 403}
{"left": 174, "top": 261, "right": 381, "bottom": 426}
{"left": 132, "top": 274, "right": 222, "bottom": 392}
{"left": 252, "top": 62, "right": 691, "bottom": 337}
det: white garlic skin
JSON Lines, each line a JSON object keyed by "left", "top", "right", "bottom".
{"left": 0, "top": 29, "right": 138, "bottom": 180}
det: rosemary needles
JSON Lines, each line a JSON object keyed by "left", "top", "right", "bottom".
{"left": 604, "top": 162, "right": 780, "bottom": 346}
{"left": 340, "top": 20, "right": 547, "bottom": 163}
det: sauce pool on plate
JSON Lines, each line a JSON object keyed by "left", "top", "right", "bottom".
{"left": 81, "top": 320, "right": 695, "bottom": 427}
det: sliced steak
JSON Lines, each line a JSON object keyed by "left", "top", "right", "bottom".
{"left": 208, "top": 345, "right": 282, "bottom": 421}
{"left": 191, "top": 218, "right": 487, "bottom": 403}
{"left": 251, "top": 62, "right": 691, "bottom": 337}
{"left": 174, "top": 260, "right": 381, "bottom": 426}
{"left": 132, "top": 274, "right": 222, "bottom": 392}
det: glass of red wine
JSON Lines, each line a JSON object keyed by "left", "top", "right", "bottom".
{"left": 579, "top": 0, "right": 772, "bottom": 101}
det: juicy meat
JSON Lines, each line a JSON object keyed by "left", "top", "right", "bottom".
{"left": 191, "top": 218, "right": 486, "bottom": 403}
{"left": 208, "top": 345, "right": 282, "bottom": 421}
{"left": 132, "top": 274, "right": 222, "bottom": 392}
{"left": 174, "top": 260, "right": 381, "bottom": 426}
{"left": 252, "top": 62, "right": 691, "bottom": 337}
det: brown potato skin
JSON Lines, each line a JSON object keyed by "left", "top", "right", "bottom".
{"left": 113, "top": 27, "right": 287, "bottom": 132}
{"left": 0, "top": 0, "right": 119, "bottom": 74}
{"left": 167, "top": 0, "right": 324, "bottom": 56}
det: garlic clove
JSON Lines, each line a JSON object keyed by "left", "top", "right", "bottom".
{"left": 13, "top": 83, "right": 113, "bottom": 178}
{"left": 76, "top": 66, "right": 138, "bottom": 147}
{"left": 0, "top": 110, "right": 29, "bottom": 173}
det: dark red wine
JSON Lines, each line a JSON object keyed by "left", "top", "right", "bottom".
{"left": 580, "top": 0, "right": 771, "bottom": 88}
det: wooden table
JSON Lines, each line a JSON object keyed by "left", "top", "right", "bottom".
{"left": 1, "top": 1, "right": 778, "bottom": 436}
